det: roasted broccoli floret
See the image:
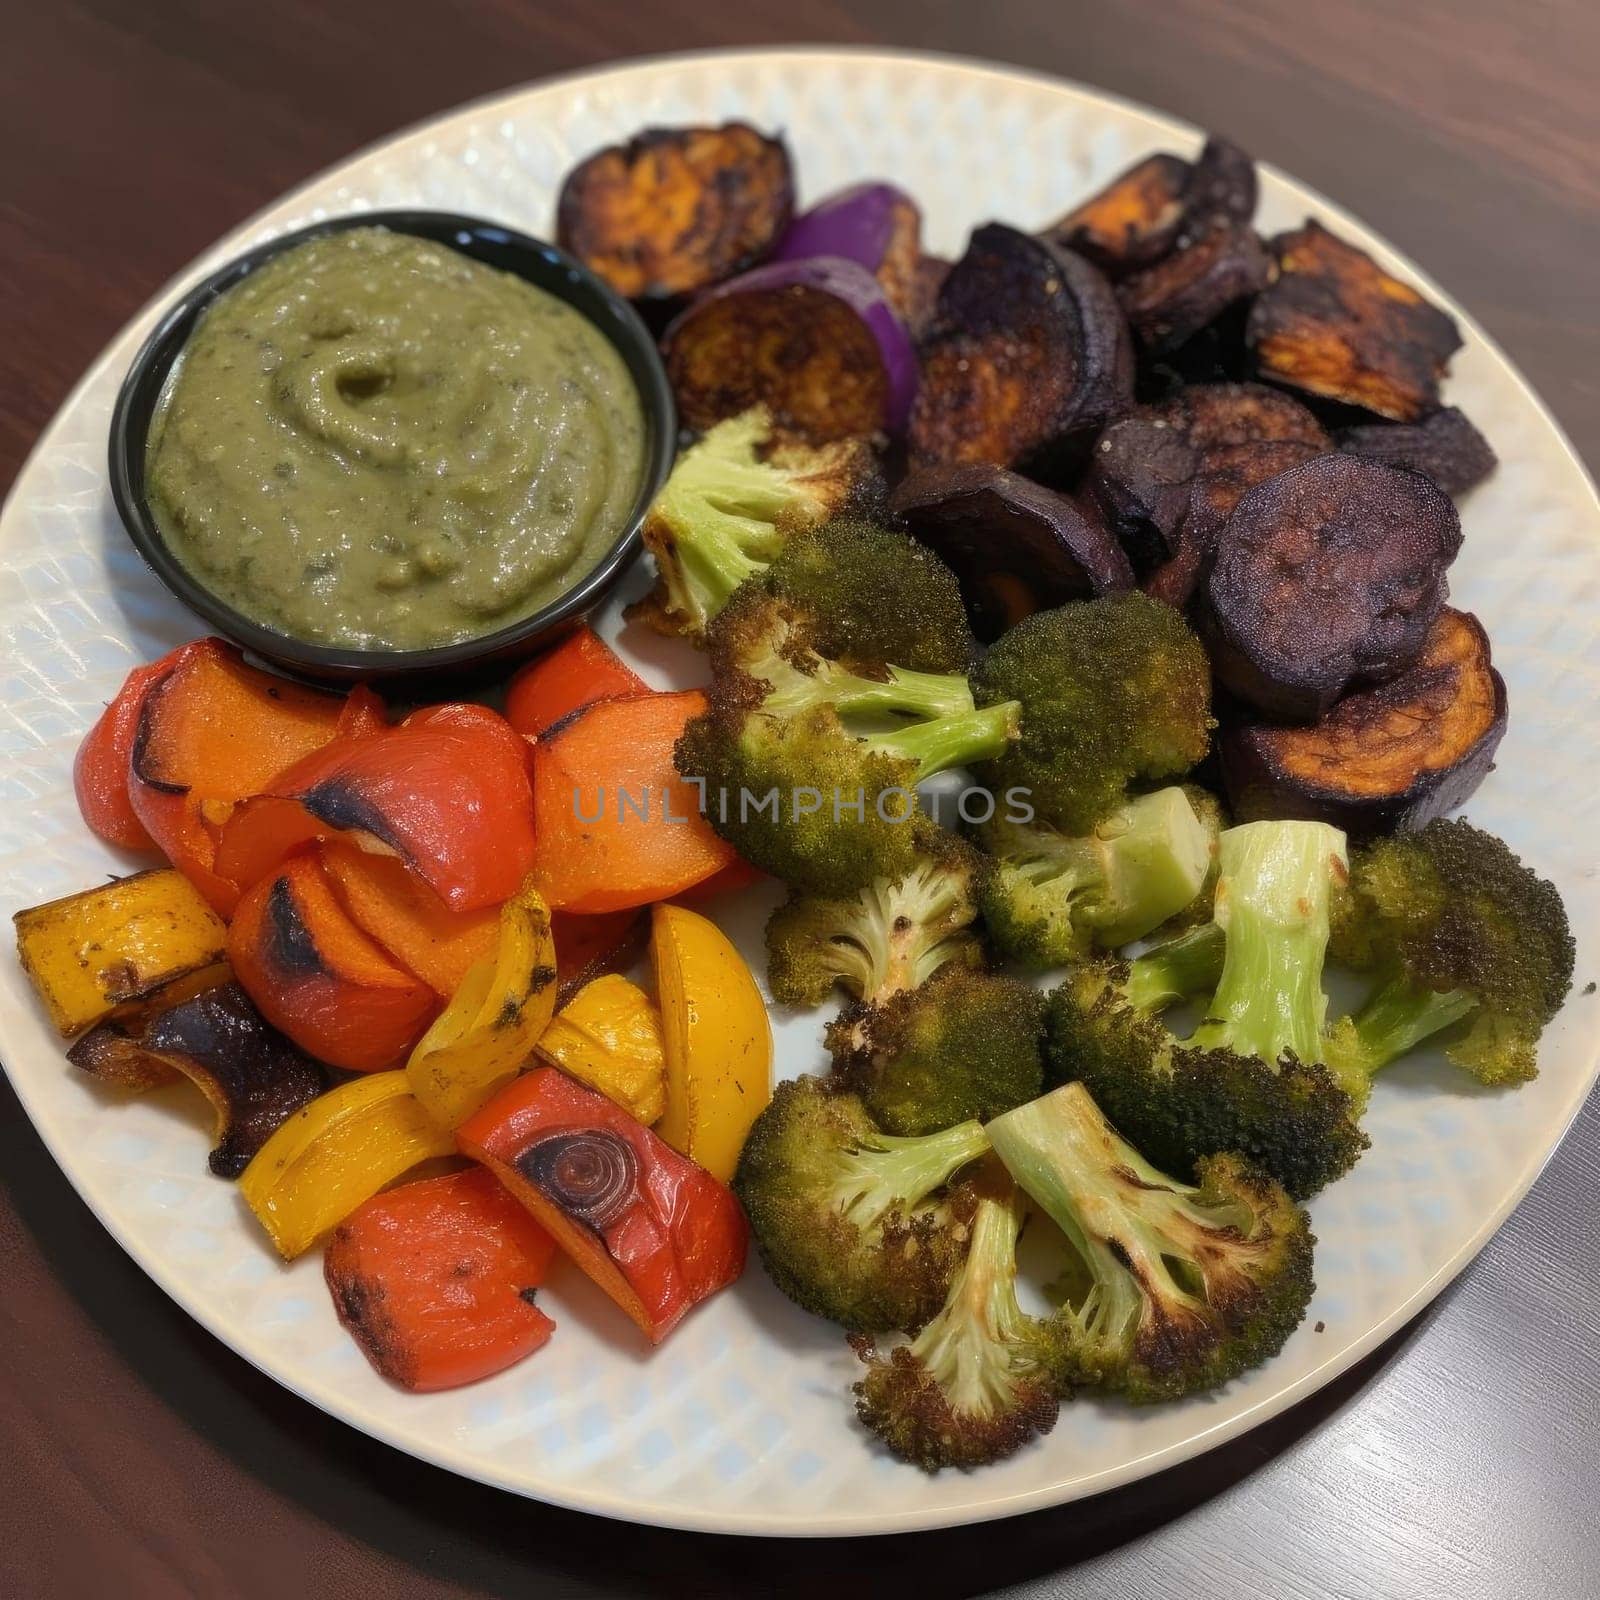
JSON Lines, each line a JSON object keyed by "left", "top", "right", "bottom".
{"left": 631, "top": 408, "right": 881, "bottom": 640}
{"left": 829, "top": 967, "right": 1045, "bottom": 1136}
{"left": 853, "top": 1171, "right": 1067, "bottom": 1470}
{"left": 766, "top": 825, "right": 984, "bottom": 1007}
{"left": 970, "top": 593, "right": 1212, "bottom": 834}
{"left": 733, "top": 1075, "right": 989, "bottom": 1333}
{"left": 977, "top": 786, "right": 1216, "bottom": 968}
{"left": 987, "top": 1082, "right": 1314, "bottom": 1403}
{"left": 1048, "top": 820, "right": 1368, "bottom": 1199}
{"left": 677, "top": 546, "right": 1021, "bottom": 894}
{"left": 1323, "top": 818, "right": 1574, "bottom": 1096}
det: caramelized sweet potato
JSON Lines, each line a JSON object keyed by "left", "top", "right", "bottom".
{"left": 1205, "top": 454, "right": 1462, "bottom": 721}
{"left": 1336, "top": 406, "right": 1497, "bottom": 497}
{"left": 1117, "top": 220, "right": 1271, "bottom": 356}
{"left": 1086, "top": 382, "right": 1329, "bottom": 569}
{"left": 905, "top": 254, "right": 951, "bottom": 339}
{"left": 1247, "top": 220, "right": 1463, "bottom": 421}
{"left": 1220, "top": 608, "right": 1505, "bottom": 834}
{"left": 556, "top": 122, "right": 794, "bottom": 302}
{"left": 890, "top": 463, "right": 1133, "bottom": 639}
{"left": 1043, "top": 152, "right": 1192, "bottom": 275}
{"left": 909, "top": 224, "right": 1133, "bottom": 479}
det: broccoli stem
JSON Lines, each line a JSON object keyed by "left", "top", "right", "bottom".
{"left": 867, "top": 700, "right": 1022, "bottom": 783}
{"left": 830, "top": 1116, "right": 991, "bottom": 1230}
{"left": 1125, "top": 922, "right": 1226, "bottom": 1013}
{"left": 1324, "top": 973, "right": 1479, "bottom": 1078}
{"left": 1188, "top": 822, "right": 1347, "bottom": 1067}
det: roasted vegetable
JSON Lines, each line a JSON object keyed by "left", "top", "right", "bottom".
{"left": 1336, "top": 406, "right": 1497, "bottom": 497}
{"left": 1248, "top": 219, "right": 1463, "bottom": 421}
{"left": 555, "top": 122, "right": 794, "bottom": 302}
{"left": 552, "top": 907, "right": 650, "bottom": 1007}
{"left": 1205, "top": 455, "right": 1462, "bottom": 721}
{"left": 1085, "top": 383, "right": 1330, "bottom": 572}
{"left": 15, "top": 868, "right": 228, "bottom": 1038}
{"left": 504, "top": 624, "right": 647, "bottom": 737}
{"left": 325, "top": 1167, "right": 558, "bottom": 1392}
{"left": 733, "top": 1073, "right": 988, "bottom": 1332}
{"left": 889, "top": 464, "right": 1133, "bottom": 640}
{"left": 536, "top": 974, "right": 667, "bottom": 1124}
{"left": 651, "top": 903, "right": 772, "bottom": 1182}
{"left": 663, "top": 257, "right": 918, "bottom": 439}
{"left": 1184, "top": 135, "right": 1259, "bottom": 231}
{"left": 66, "top": 965, "right": 230, "bottom": 1092}
{"left": 772, "top": 181, "right": 929, "bottom": 328}
{"left": 1324, "top": 819, "right": 1574, "bottom": 1091}
{"left": 404, "top": 879, "right": 558, "bottom": 1127}
{"left": 987, "top": 1082, "right": 1313, "bottom": 1402}
{"left": 628, "top": 407, "right": 881, "bottom": 642}
{"left": 970, "top": 592, "right": 1211, "bottom": 835}
{"left": 830, "top": 967, "right": 1045, "bottom": 1137}
{"left": 1043, "top": 152, "right": 1192, "bottom": 275}
{"left": 72, "top": 980, "right": 326, "bottom": 1178}
{"left": 976, "top": 786, "right": 1217, "bottom": 967}
{"left": 1117, "top": 220, "right": 1271, "bottom": 357}
{"left": 1220, "top": 608, "right": 1506, "bottom": 834}
{"left": 909, "top": 224, "right": 1133, "bottom": 479}
{"left": 459, "top": 1066, "right": 748, "bottom": 1343}
{"left": 239, "top": 1070, "right": 456, "bottom": 1260}
{"left": 852, "top": 1171, "right": 1065, "bottom": 1471}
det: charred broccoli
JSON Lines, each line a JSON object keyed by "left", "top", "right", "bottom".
{"left": 852, "top": 1170, "right": 1068, "bottom": 1470}
{"left": 977, "top": 786, "right": 1218, "bottom": 968}
{"left": 1324, "top": 818, "right": 1574, "bottom": 1095}
{"left": 676, "top": 530, "right": 1021, "bottom": 894}
{"left": 631, "top": 408, "right": 881, "bottom": 640}
{"left": 733, "top": 1075, "right": 989, "bottom": 1333}
{"left": 1049, "top": 820, "right": 1368, "bottom": 1199}
{"left": 765, "top": 825, "right": 984, "bottom": 1007}
{"left": 987, "top": 1082, "right": 1314, "bottom": 1402}
{"left": 829, "top": 967, "right": 1045, "bottom": 1136}
{"left": 970, "top": 593, "right": 1212, "bottom": 834}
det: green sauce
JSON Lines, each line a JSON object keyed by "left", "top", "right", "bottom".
{"left": 147, "top": 227, "right": 647, "bottom": 650}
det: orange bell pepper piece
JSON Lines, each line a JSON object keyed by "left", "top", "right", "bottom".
{"left": 505, "top": 624, "right": 648, "bottom": 738}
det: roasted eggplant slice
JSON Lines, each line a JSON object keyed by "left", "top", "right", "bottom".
{"left": 1117, "top": 220, "right": 1271, "bottom": 356}
{"left": 1220, "top": 608, "right": 1506, "bottom": 834}
{"left": 890, "top": 463, "right": 1134, "bottom": 639}
{"left": 1085, "top": 382, "right": 1329, "bottom": 569}
{"left": 1247, "top": 220, "right": 1463, "bottom": 421}
{"left": 1043, "top": 152, "right": 1192, "bottom": 275}
{"left": 1336, "top": 406, "right": 1497, "bottom": 497}
{"left": 556, "top": 122, "right": 794, "bottom": 302}
{"left": 662, "top": 257, "right": 917, "bottom": 439}
{"left": 909, "top": 224, "right": 1133, "bottom": 478}
{"left": 1205, "top": 454, "right": 1462, "bottom": 721}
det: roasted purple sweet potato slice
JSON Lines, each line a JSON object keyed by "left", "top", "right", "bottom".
{"left": 904, "top": 255, "right": 951, "bottom": 340}
{"left": 1043, "top": 152, "right": 1192, "bottom": 276}
{"left": 556, "top": 122, "right": 794, "bottom": 302}
{"left": 890, "top": 463, "right": 1134, "bottom": 639}
{"left": 1118, "top": 220, "right": 1272, "bottom": 356}
{"left": 1336, "top": 406, "right": 1497, "bottom": 497}
{"left": 1205, "top": 454, "right": 1462, "bottom": 721}
{"left": 1220, "top": 608, "right": 1505, "bottom": 834}
{"left": 772, "top": 182, "right": 929, "bottom": 330}
{"left": 1184, "top": 136, "right": 1258, "bottom": 230}
{"left": 662, "top": 257, "right": 917, "bottom": 439}
{"left": 909, "top": 224, "right": 1133, "bottom": 479}
{"left": 1085, "top": 382, "right": 1329, "bottom": 568}
{"left": 1144, "top": 438, "right": 1327, "bottom": 608}
{"left": 1247, "top": 220, "right": 1463, "bottom": 421}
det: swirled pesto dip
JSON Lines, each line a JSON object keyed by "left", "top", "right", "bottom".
{"left": 146, "top": 227, "right": 646, "bottom": 649}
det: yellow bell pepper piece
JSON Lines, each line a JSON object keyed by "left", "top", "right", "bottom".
{"left": 14, "top": 868, "right": 227, "bottom": 1037}
{"left": 650, "top": 903, "right": 772, "bottom": 1181}
{"left": 536, "top": 974, "right": 668, "bottom": 1123}
{"left": 405, "top": 878, "right": 558, "bottom": 1127}
{"left": 238, "top": 1071, "right": 452, "bottom": 1260}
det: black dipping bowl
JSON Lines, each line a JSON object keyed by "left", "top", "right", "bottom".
{"left": 109, "top": 211, "right": 676, "bottom": 685}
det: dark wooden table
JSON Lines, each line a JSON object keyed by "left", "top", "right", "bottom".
{"left": 3, "top": 3, "right": 1597, "bottom": 1596}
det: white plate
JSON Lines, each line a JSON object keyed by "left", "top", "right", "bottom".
{"left": 1, "top": 48, "right": 1597, "bottom": 1538}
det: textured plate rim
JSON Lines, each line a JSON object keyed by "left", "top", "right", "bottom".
{"left": 1, "top": 46, "right": 1597, "bottom": 1538}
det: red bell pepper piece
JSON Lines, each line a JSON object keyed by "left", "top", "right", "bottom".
{"left": 505, "top": 624, "right": 648, "bottom": 738}
{"left": 458, "top": 1066, "right": 747, "bottom": 1343}
{"left": 324, "top": 1167, "right": 558, "bottom": 1391}
{"left": 214, "top": 702, "right": 537, "bottom": 912}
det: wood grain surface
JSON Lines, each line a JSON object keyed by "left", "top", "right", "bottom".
{"left": 2, "top": 3, "right": 1597, "bottom": 1596}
